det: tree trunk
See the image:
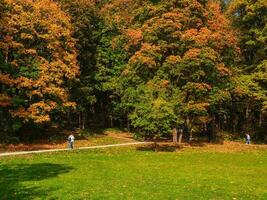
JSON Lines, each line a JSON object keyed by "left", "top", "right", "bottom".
{"left": 189, "top": 129, "right": 193, "bottom": 142}
{"left": 204, "top": 123, "right": 207, "bottom": 132}
{"left": 232, "top": 113, "right": 237, "bottom": 133}
{"left": 259, "top": 111, "right": 262, "bottom": 127}
{"left": 67, "top": 112, "right": 70, "bottom": 127}
{"left": 186, "top": 116, "right": 192, "bottom": 142}
{"left": 153, "top": 136, "right": 158, "bottom": 152}
{"left": 173, "top": 127, "right": 177, "bottom": 144}
{"left": 245, "top": 103, "right": 249, "bottom": 119}
{"left": 79, "top": 112, "right": 82, "bottom": 129}
{"left": 81, "top": 112, "right": 85, "bottom": 130}
{"left": 244, "top": 103, "right": 250, "bottom": 131}
{"left": 178, "top": 129, "right": 183, "bottom": 144}
{"left": 119, "top": 119, "right": 123, "bottom": 128}
{"left": 127, "top": 116, "right": 130, "bottom": 131}
{"left": 211, "top": 113, "right": 216, "bottom": 141}
{"left": 109, "top": 115, "right": 113, "bottom": 128}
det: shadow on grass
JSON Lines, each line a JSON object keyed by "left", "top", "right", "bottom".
{"left": 0, "top": 163, "right": 74, "bottom": 200}
{"left": 136, "top": 144, "right": 184, "bottom": 152}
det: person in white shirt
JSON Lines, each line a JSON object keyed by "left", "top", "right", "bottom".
{"left": 246, "top": 133, "right": 251, "bottom": 144}
{"left": 68, "top": 134, "right": 75, "bottom": 149}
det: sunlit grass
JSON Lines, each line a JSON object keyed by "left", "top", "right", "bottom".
{"left": 0, "top": 146, "right": 266, "bottom": 200}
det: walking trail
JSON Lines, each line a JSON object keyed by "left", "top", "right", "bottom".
{"left": 0, "top": 142, "right": 150, "bottom": 157}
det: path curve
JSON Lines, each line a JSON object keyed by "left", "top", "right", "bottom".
{"left": 0, "top": 142, "right": 150, "bottom": 157}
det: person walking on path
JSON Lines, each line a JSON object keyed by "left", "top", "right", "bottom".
{"left": 246, "top": 133, "right": 251, "bottom": 144}
{"left": 68, "top": 134, "right": 75, "bottom": 149}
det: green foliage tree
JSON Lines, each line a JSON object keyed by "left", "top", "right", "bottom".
{"left": 228, "top": 0, "right": 267, "bottom": 139}
{"left": 57, "top": 0, "right": 99, "bottom": 129}
{"left": 104, "top": 0, "right": 238, "bottom": 139}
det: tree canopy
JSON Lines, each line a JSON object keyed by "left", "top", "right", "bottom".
{"left": 0, "top": 0, "right": 79, "bottom": 125}
{"left": 0, "top": 0, "right": 266, "bottom": 142}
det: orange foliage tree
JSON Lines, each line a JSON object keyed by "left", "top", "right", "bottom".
{"left": 0, "top": 0, "right": 79, "bottom": 125}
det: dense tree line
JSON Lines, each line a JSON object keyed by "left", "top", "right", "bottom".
{"left": 0, "top": 0, "right": 266, "bottom": 142}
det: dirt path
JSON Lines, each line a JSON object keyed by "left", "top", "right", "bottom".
{"left": 0, "top": 142, "right": 150, "bottom": 157}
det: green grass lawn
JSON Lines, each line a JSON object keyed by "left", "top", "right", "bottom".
{"left": 0, "top": 146, "right": 266, "bottom": 200}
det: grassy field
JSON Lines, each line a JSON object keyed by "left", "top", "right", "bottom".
{"left": 0, "top": 145, "right": 266, "bottom": 200}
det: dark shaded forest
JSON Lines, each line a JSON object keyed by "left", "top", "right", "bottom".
{"left": 0, "top": 0, "right": 266, "bottom": 143}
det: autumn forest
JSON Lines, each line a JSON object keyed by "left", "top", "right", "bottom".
{"left": 0, "top": 0, "right": 266, "bottom": 143}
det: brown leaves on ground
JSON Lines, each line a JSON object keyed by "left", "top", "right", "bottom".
{"left": 143, "top": 141, "right": 267, "bottom": 153}
{"left": 0, "top": 129, "right": 135, "bottom": 153}
{"left": 187, "top": 141, "right": 267, "bottom": 153}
